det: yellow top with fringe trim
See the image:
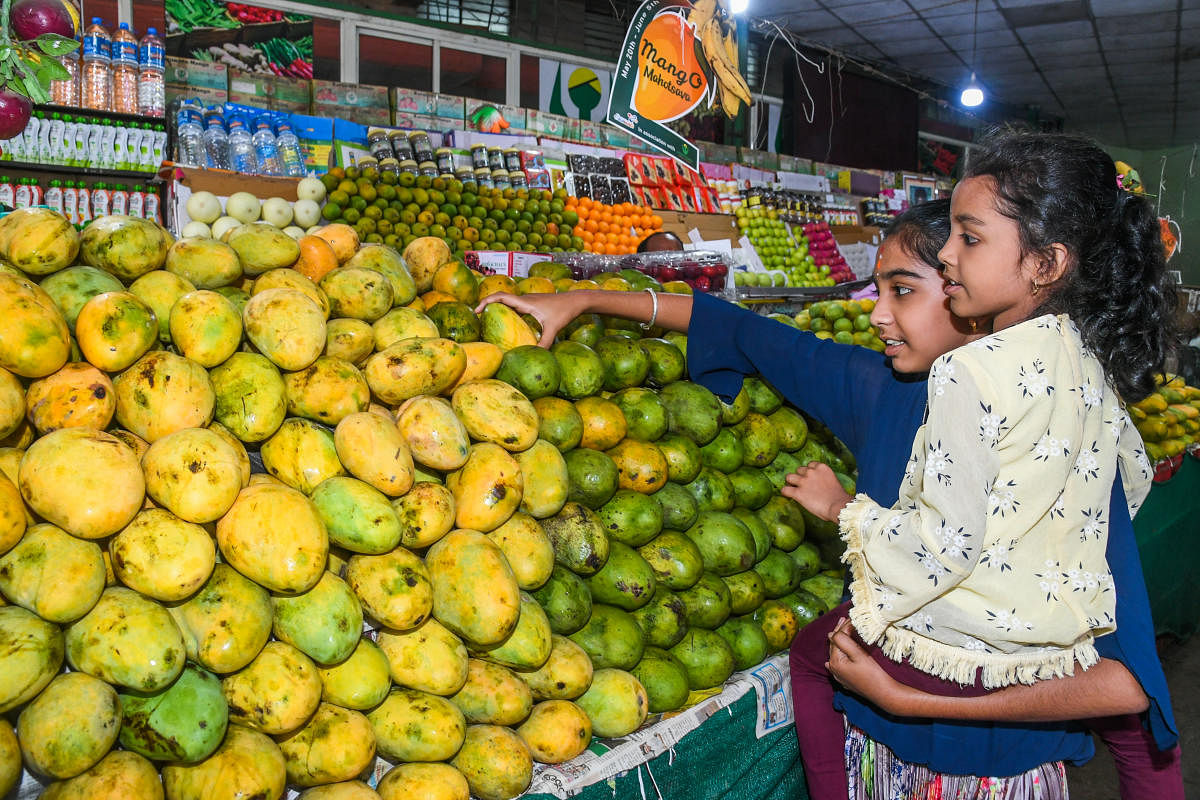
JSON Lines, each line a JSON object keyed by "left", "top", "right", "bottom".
{"left": 838, "top": 314, "right": 1153, "bottom": 688}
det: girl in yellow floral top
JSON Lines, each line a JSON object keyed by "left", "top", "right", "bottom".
{"left": 788, "top": 132, "right": 1174, "bottom": 695}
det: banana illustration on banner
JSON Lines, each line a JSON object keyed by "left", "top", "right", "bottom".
{"left": 689, "top": 0, "right": 752, "bottom": 117}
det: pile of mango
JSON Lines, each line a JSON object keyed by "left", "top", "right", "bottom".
{"left": 0, "top": 208, "right": 845, "bottom": 800}
{"left": 1129, "top": 373, "right": 1200, "bottom": 462}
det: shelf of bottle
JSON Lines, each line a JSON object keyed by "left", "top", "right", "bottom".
{"left": 0, "top": 160, "right": 163, "bottom": 183}
{"left": 33, "top": 104, "right": 165, "bottom": 125}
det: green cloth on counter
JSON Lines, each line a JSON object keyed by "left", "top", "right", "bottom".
{"left": 523, "top": 691, "right": 809, "bottom": 800}
{"left": 1134, "top": 455, "right": 1200, "bottom": 640}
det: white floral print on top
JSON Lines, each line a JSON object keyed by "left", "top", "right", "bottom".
{"left": 839, "top": 314, "right": 1153, "bottom": 688}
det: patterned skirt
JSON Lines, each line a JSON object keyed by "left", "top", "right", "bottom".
{"left": 845, "top": 724, "right": 1070, "bottom": 800}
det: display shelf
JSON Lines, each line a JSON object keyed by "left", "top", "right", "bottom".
{"left": 1, "top": 160, "right": 163, "bottom": 183}
{"left": 731, "top": 279, "right": 870, "bottom": 301}
{"left": 165, "top": 18, "right": 313, "bottom": 58}
{"left": 34, "top": 103, "right": 165, "bottom": 124}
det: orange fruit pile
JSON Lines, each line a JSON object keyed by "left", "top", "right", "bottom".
{"left": 565, "top": 197, "right": 665, "bottom": 255}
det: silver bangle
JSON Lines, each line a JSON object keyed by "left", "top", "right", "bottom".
{"left": 641, "top": 288, "right": 659, "bottom": 330}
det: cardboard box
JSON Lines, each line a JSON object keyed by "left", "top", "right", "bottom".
{"left": 225, "top": 69, "right": 273, "bottom": 108}
{"left": 312, "top": 80, "right": 392, "bottom": 127}
{"left": 601, "top": 125, "right": 632, "bottom": 150}
{"left": 579, "top": 121, "right": 602, "bottom": 147}
{"left": 705, "top": 143, "right": 738, "bottom": 164}
{"left": 432, "top": 113, "right": 465, "bottom": 131}
{"left": 655, "top": 210, "right": 739, "bottom": 243}
{"left": 527, "top": 110, "right": 568, "bottom": 139}
{"left": 435, "top": 94, "right": 467, "bottom": 120}
{"left": 392, "top": 113, "right": 439, "bottom": 132}
{"left": 225, "top": 69, "right": 311, "bottom": 113}
{"left": 164, "top": 57, "right": 228, "bottom": 106}
{"left": 391, "top": 88, "right": 436, "bottom": 116}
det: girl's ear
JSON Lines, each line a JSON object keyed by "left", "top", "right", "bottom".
{"left": 1038, "top": 243, "right": 1072, "bottom": 285}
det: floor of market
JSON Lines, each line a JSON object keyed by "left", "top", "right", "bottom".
{"left": 1066, "top": 633, "right": 1198, "bottom": 797}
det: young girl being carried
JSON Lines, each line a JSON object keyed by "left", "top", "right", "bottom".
{"left": 786, "top": 130, "right": 1175, "bottom": 796}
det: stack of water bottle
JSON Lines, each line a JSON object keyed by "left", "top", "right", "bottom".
{"left": 0, "top": 112, "right": 166, "bottom": 173}
{"left": 175, "top": 100, "right": 307, "bottom": 177}
{"left": 50, "top": 18, "right": 165, "bottom": 117}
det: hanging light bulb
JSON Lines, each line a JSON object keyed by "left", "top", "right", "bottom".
{"left": 729, "top": 0, "right": 749, "bottom": 13}
{"left": 961, "top": 73, "right": 984, "bottom": 107}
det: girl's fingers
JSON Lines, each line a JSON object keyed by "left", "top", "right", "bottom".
{"left": 474, "top": 292, "right": 514, "bottom": 313}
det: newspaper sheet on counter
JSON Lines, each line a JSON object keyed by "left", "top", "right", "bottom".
{"left": 10, "top": 654, "right": 792, "bottom": 800}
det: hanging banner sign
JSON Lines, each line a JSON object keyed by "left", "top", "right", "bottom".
{"left": 607, "top": 0, "right": 709, "bottom": 171}
{"left": 608, "top": 0, "right": 753, "bottom": 173}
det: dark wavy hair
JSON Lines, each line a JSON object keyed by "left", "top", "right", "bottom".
{"left": 964, "top": 129, "right": 1175, "bottom": 401}
{"left": 883, "top": 198, "right": 951, "bottom": 270}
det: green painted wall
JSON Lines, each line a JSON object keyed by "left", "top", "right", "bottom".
{"left": 1103, "top": 142, "right": 1200, "bottom": 286}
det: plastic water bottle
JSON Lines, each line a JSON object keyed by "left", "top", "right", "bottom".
{"left": 274, "top": 119, "right": 306, "bottom": 177}
{"left": 175, "top": 103, "right": 203, "bottom": 166}
{"left": 81, "top": 18, "right": 112, "bottom": 111}
{"left": 111, "top": 22, "right": 138, "bottom": 114}
{"left": 227, "top": 115, "right": 257, "bottom": 174}
{"left": 201, "top": 107, "right": 230, "bottom": 170}
{"left": 251, "top": 116, "right": 282, "bottom": 176}
{"left": 137, "top": 27, "right": 165, "bottom": 117}
{"left": 50, "top": 49, "right": 80, "bottom": 107}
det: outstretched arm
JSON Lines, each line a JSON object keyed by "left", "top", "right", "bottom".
{"left": 826, "top": 619, "right": 1149, "bottom": 721}
{"left": 476, "top": 290, "right": 693, "bottom": 346}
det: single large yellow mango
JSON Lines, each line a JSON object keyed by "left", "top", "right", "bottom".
{"left": 451, "top": 379, "right": 539, "bottom": 452}
{"left": 396, "top": 395, "right": 470, "bottom": 472}
{"left": 376, "top": 617, "right": 468, "bottom": 696}
{"left": 162, "top": 724, "right": 286, "bottom": 800}
{"left": 449, "top": 659, "right": 533, "bottom": 726}
{"left": 425, "top": 529, "right": 521, "bottom": 647}
{"left": 222, "top": 641, "right": 323, "bottom": 736}
{"left": 368, "top": 688, "right": 465, "bottom": 763}
{"left": 446, "top": 443, "right": 523, "bottom": 532}
{"left": 276, "top": 703, "right": 376, "bottom": 787}
{"left": 514, "top": 440, "right": 569, "bottom": 519}
{"left": 365, "top": 337, "right": 466, "bottom": 405}
{"left": 450, "top": 725, "right": 533, "bottom": 800}
{"left": 216, "top": 483, "right": 328, "bottom": 594}
{"left": 19, "top": 427, "right": 144, "bottom": 539}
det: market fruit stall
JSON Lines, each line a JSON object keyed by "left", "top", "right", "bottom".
{"left": 1, "top": 208, "right": 1195, "bottom": 800}
{"left": 0, "top": 208, "right": 845, "bottom": 799}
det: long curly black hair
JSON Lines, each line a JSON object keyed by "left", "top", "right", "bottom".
{"left": 964, "top": 129, "right": 1176, "bottom": 401}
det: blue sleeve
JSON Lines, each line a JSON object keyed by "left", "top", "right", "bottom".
{"left": 1093, "top": 475, "right": 1179, "bottom": 751}
{"left": 687, "top": 291, "right": 904, "bottom": 456}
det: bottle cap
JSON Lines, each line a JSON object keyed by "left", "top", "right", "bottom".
{"left": 119, "top": 22, "right": 130, "bottom": 30}
{"left": 91, "top": 18, "right": 102, "bottom": 24}
{"left": 147, "top": 27, "right": 157, "bottom": 35}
